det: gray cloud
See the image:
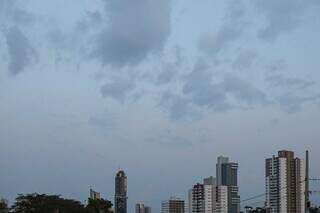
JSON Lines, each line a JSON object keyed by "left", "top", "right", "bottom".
{"left": 157, "top": 67, "right": 176, "bottom": 85}
{"left": 88, "top": 112, "right": 117, "bottom": 132}
{"left": 156, "top": 47, "right": 184, "bottom": 85}
{"left": 223, "top": 75, "right": 267, "bottom": 104}
{"left": 160, "top": 92, "right": 196, "bottom": 120}
{"left": 255, "top": 0, "right": 320, "bottom": 41}
{"left": 0, "top": 0, "right": 34, "bottom": 26}
{"left": 198, "top": 0, "right": 246, "bottom": 55}
{"left": 277, "top": 93, "right": 320, "bottom": 113}
{"left": 266, "top": 74, "right": 315, "bottom": 90}
{"left": 100, "top": 77, "right": 135, "bottom": 102}
{"left": 76, "top": 11, "right": 103, "bottom": 33}
{"left": 159, "top": 59, "right": 268, "bottom": 119}
{"left": 183, "top": 60, "right": 228, "bottom": 110}
{"left": 198, "top": 26, "right": 241, "bottom": 56}
{"left": 147, "top": 128, "right": 193, "bottom": 148}
{"left": 5, "top": 27, "right": 36, "bottom": 75}
{"left": 232, "top": 50, "right": 257, "bottom": 70}
{"left": 92, "top": 0, "right": 171, "bottom": 67}
{"left": 182, "top": 60, "right": 267, "bottom": 111}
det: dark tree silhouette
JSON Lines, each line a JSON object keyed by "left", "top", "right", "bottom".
{"left": 310, "top": 206, "right": 320, "bottom": 213}
{"left": 0, "top": 199, "right": 9, "bottom": 213}
{"left": 10, "top": 193, "right": 86, "bottom": 213}
{"left": 86, "top": 198, "right": 113, "bottom": 213}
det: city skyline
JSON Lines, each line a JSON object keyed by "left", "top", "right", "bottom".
{"left": 1, "top": 0, "right": 320, "bottom": 212}
{"left": 0, "top": 149, "right": 318, "bottom": 213}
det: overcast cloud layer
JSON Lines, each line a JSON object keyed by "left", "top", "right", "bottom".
{"left": 1, "top": 0, "right": 320, "bottom": 211}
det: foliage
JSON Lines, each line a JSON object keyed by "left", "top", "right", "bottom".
{"left": 0, "top": 199, "right": 9, "bottom": 213}
{"left": 10, "top": 193, "right": 86, "bottom": 213}
{"left": 86, "top": 198, "right": 113, "bottom": 213}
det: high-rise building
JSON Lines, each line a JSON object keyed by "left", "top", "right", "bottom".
{"left": 265, "top": 150, "right": 306, "bottom": 213}
{"left": 136, "top": 203, "right": 145, "bottom": 213}
{"left": 216, "top": 156, "right": 229, "bottom": 186}
{"left": 145, "top": 206, "right": 152, "bottom": 213}
{"left": 216, "top": 156, "right": 240, "bottom": 213}
{"left": 191, "top": 183, "right": 205, "bottom": 213}
{"left": 188, "top": 189, "right": 193, "bottom": 213}
{"left": 115, "top": 170, "right": 127, "bottom": 213}
{"left": 136, "top": 203, "right": 152, "bottom": 213}
{"left": 215, "top": 186, "right": 228, "bottom": 213}
{"left": 90, "top": 188, "right": 101, "bottom": 200}
{"left": 162, "top": 197, "right": 185, "bottom": 213}
{"left": 203, "top": 177, "right": 217, "bottom": 213}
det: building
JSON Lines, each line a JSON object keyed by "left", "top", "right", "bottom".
{"left": 145, "top": 206, "right": 152, "bottom": 213}
{"left": 265, "top": 150, "right": 306, "bottom": 213}
{"left": 136, "top": 203, "right": 145, "bottom": 213}
{"left": 216, "top": 156, "right": 240, "bottom": 213}
{"left": 191, "top": 183, "right": 205, "bottom": 213}
{"left": 203, "top": 177, "right": 217, "bottom": 213}
{"left": 136, "top": 203, "right": 152, "bottom": 213}
{"left": 188, "top": 189, "right": 193, "bottom": 213}
{"left": 188, "top": 177, "right": 217, "bottom": 213}
{"left": 162, "top": 197, "right": 185, "bottom": 213}
{"left": 216, "top": 156, "right": 229, "bottom": 186}
{"left": 90, "top": 188, "right": 101, "bottom": 200}
{"left": 115, "top": 170, "right": 127, "bottom": 213}
{"left": 216, "top": 186, "right": 228, "bottom": 213}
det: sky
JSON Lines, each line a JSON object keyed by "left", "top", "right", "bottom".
{"left": 1, "top": 0, "right": 320, "bottom": 212}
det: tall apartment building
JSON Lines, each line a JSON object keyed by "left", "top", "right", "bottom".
{"left": 136, "top": 203, "right": 145, "bottom": 213}
{"left": 188, "top": 177, "right": 217, "bottom": 213}
{"left": 162, "top": 197, "right": 185, "bottom": 213}
{"left": 136, "top": 203, "right": 152, "bottom": 213}
{"left": 191, "top": 183, "right": 205, "bottom": 213}
{"left": 145, "top": 206, "right": 152, "bottom": 213}
{"left": 188, "top": 189, "right": 193, "bottom": 213}
{"left": 216, "top": 156, "right": 240, "bottom": 213}
{"left": 115, "top": 170, "right": 127, "bottom": 213}
{"left": 216, "top": 156, "right": 229, "bottom": 186}
{"left": 204, "top": 177, "right": 217, "bottom": 213}
{"left": 265, "top": 150, "right": 306, "bottom": 213}
{"left": 215, "top": 186, "right": 228, "bottom": 213}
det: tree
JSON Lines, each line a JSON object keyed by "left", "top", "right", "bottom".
{"left": 86, "top": 198, "right": 113, "bottom": 213}
{"left": 310, "top": 206, "right": 320, "bottom": 213}
{"left": 10, "top": 193, "right": 86, "bottom": 213}
{"left": 0, "top": 199, "right": 9, "bottom": 213}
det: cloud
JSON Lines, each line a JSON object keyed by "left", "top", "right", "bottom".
{"left": 159, "top": 92, "right": 197, "bottom": 120}
{"left": 147, "top": 128, "right": 193, "bottom": 148}
{"left": 5, "top": 26, "right": 36, "bottom": 75}
{"left": 198, "top": 0, "right": 246, "bottom": 55}
{"left": 157, "top": 67, "right": 176, "bottom": 85}
{"left": 266, "top": 74, "right": 315, "bottom": 90}
{"left": 182, "top": 60, "right": 267, "bottom": 111}
{"left": 223, "top": 75, "right": 267, "bottom": 104}
{"left": 100, "top": 77, "right": 135, "bottom": 102}
{"left": 92, "top": 0, "right": 171, "bottom": 67}
{"left": 183, "top": 60, "right": 228, "bottom": 110}
{"left": 198, "top": 26, "right": 241, "bottom": 56}
{"left": 75, "top": 11, "right": 103, "bottom": 33}
{"left": 264, "top": 73, "right": 319, "bottom": 112}
{"left": 255, "top": 0, "right": 320, "bottom": 41}
{"left": 158, "top": 59, "right": 268, "bottom": 119}
{"left": 232, "top": 50, "right": 257, "bottom": 70}
{"left": 0, "top": 0, "right": 34, "bottom": 26}
{"left": 277, "top": 93, "right": 320, "bottom": 113}
{"left": 88, "top": 111, "right": 117, "bottom": 132}
{"left": 156, "top": 47, "right": 184, "bottom": 85}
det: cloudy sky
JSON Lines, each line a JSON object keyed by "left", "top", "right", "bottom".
{"left": 1, "top": 0, "right": 320, "bottom": 211}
